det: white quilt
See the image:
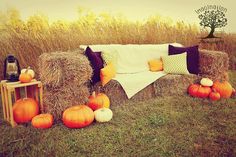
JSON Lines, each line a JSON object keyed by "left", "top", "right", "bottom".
{"left": 80, "top": 43, "right": 182, "bottom": 98}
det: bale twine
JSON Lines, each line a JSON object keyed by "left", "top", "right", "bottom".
{"left": 38, "top": 50, "right": 92, "bottom": 88}
{"left": 199, "top": 49, "right": 229, "bottom": 81}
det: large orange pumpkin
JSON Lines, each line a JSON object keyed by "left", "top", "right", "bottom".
{"left": 212, "top": 81, "right": 233, "bottom": 98}
{"left": 13, "top": 98, "right": 39, "bottom": 123}
{"left": 32, "top": 113, "right": 53, "bottom": 129}
{"left": 188, "top": 84, "right": 211, "bottom": 98}
{"left": 87, "top": 92, "right": 110, "bottom": 111}
{"left": 62, "top": 105, "right": 94, "bottom": 129}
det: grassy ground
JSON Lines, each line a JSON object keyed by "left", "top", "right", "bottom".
{"left": 0, "top": 71, "right": 236, "bottom": 157}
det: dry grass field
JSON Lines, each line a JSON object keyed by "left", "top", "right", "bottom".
{"left": 0, "top": 9, "right": 235, "bottom": 80}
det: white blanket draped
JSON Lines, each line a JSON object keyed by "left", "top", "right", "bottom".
{"left": 80, "top": 43, "right": 182, "bottom": 98}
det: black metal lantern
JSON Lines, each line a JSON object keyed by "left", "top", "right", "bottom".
{"left": 3, "top": 54, "right": 21, "bottom": 82}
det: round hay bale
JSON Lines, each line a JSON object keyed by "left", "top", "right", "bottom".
{"left": 38, "top": 50, "right": 92, "bottom": 88}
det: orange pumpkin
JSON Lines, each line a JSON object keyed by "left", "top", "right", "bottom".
{"left": 188, "top": 84, "right": 211, "bottom": 98}
{"left": 32, "top": 113, "right": 53, "bottom": 129}
{"left": 209, "top": 90, "right": 221, "bottom": 101}
{"left": 13, "top": 98, "right": 39, "bottom": 123}
{"left": 62, "top": 105, "right": 94, "bottom": 129}
{"left": 87, "top": 92, "right": 110, "bottom": 111}
{"left": 19, "top": 67, "right": 32, "bottom": 83}
{"left": 212, "top": 81, "right": 233, "bottom": 98}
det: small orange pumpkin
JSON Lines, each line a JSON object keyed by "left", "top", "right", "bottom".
{"left": 212, "top": 81, "right": 233, "bottom": 98}
{"left": 21, "top": 67, "right": 35, "bottom": 78}
{"left": 19, "top": 67, "right": 32, "bottom": 83}
{"left": 87, "top": 92, "right": 110, "bottom": 111}
{"left": 13, "top": 98, "right": 39, "bottom": 123}
{"left": 209, "top": 90, "right": 221, "bottom": 101}
{"left": 32, "top": 113, "right": 53, "bottom": 129}
{"left": 62, "top": 105, "right": 94, "bottom": 129}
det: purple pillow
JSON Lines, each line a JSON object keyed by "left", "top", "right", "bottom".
{"left": 85, "top": 46, "right": 104, "bottom": 84}
{"left": 168, "top": 45, "right": 199, "bottom": 74}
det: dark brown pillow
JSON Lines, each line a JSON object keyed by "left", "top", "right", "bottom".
{"left": 85, "top": 47, "right": 104, "bottom": 84}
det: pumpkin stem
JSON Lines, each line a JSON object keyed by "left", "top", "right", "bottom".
{"left": 25, "top": 66, "right": 31, "bottom": 74}
{"left": 92, "top": 91, "right": 96, "bottom": 98}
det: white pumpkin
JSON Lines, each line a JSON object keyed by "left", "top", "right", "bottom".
{"left": 94, "top": 108, "right": 113, "bottom": 122}
{"left": 21, "top": 67, "right": 35, "bottom": 78}
{"left": 200, "top": 78, "right": 213, "bottom": 87}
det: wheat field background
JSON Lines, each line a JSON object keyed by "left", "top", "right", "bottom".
{"left": 0, "top": 9, "right": 235, "bottom": 79}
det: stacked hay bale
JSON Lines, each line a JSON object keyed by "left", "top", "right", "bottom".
{"left": 153, "top": 74, "right": 200, "bottom": 97}
{"left": 92, "top": 80, "right": 156, "bottom": 105}
{"left": 38, "top": 50, "right": 92, "bottom": 120}
{"left": 199, "top": 49, "right": 229, "bottom": 81}
{"left": 93, "top": 74, "right": 200, "bottom": 105}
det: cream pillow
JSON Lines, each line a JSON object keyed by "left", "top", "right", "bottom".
{"left": 101, "top": 50, "right": 118, "bottom": 67}
{"left": 162, "top": 52, "right": 189, "bottom": 74}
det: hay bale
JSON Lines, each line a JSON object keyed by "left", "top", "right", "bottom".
{"left": 43, "top": 83, "right": 90, "bottom": 121}
{"left": 199, "top": 49, "right": 229, "bottom": 81}
{"left": 153, "top": 74, "right": 200, "bottom": 97}
{"left": 92, "top": 80, "right": 155, "bottom": 105}
{"left": 38, "top": 50, "right": 92, "bottom": 88}
{"left": 38, "top": 50, "right": 93, "bottom": 120}
{"left": 93, "top": 74, "right": 199, "bottom": 105}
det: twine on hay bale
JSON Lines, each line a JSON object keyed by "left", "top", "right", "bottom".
{"left": 38, "top": 50, "right": 92, "bottom": 120}
{"left": 38, "top": 50, "right": 92, "bottom": 88}
{"left": 199, "top": 49, "right": 229, "bottom": 81}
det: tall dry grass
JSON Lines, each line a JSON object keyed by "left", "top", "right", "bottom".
{"left": 0, "top": 9, "right": 235, "bottom": 80}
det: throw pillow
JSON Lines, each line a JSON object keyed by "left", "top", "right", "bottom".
{"left": 100, "top": 63, "right": 116, "bottom": 86}
{"left": 101, "top": 50, "right": 118, "bottom": 67}
{"left": 162, "top": 53, "right": 189, "bottom": 74}
{"left": 168, "top": 45, "right": 199, "bottom": 74}
{"left": 148, "top": 59, "right": 163, "bottom": 72}
{"left": 85, "top": 46, "right": 104, "bottom": 84}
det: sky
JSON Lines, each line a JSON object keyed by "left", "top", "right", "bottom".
{"left": 0, "top": 0, "right": 235, "bottom": 32}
